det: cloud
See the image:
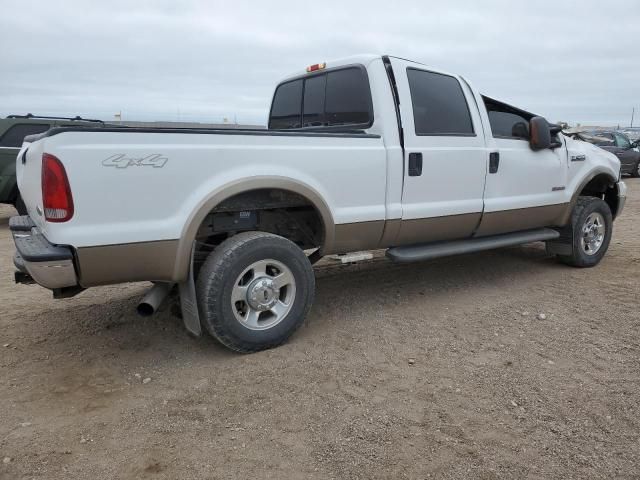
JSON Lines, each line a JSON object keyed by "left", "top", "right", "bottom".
{"left": 0, "top": 0, "right": 637, "bottom": 126}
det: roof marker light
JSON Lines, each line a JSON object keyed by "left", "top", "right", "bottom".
{"left": 306, "top": 63, "right": 326, "bottom": 73}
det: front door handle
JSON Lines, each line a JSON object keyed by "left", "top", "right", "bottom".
{"left": 408, "top": 152, "right": 423, "bottom": 176}
{"left": 489, "top": 152, "right": 500, "bottom": 174}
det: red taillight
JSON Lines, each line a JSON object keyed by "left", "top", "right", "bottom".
{"left": 42, "top": 153, "right": 74, "bottom": 222}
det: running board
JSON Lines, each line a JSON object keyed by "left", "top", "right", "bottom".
{"left": 386, "top": 228, "right": 560, "bottom": 263}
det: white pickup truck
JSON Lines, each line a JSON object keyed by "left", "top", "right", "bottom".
{"left": 11, "top": 54, "right": 626, "bottom": 352}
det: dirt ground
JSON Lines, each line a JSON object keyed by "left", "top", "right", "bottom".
{"left": 1, "top": 181, "right": 639, "bottom": 480}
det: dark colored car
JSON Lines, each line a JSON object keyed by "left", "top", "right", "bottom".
{"left": 620, "top": 128, "right": 640, "bottom": 143}
{"left": 0, "top": 114, "right": 109, "bottom": 213}
{"left": 584, "top": 130, "right": 640, "bottom": 177}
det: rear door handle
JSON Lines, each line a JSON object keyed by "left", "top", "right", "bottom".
{"left": 408, "top": 152, "right": 423, "bottom": 176}
{"left": 489, "top": 152, "right": 500, "bottom": 173}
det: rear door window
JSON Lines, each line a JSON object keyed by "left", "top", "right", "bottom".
{"left": 406, "top": 69, "right": 474, "bottom": 136}
{"left": 269, "top": 66, "right": 372, "bottom": 130}
{"left": 0, "top": 123, "right": 50, "bottom": 147}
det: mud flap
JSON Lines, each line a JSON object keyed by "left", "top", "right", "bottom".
{"left": 179, "top": 242, "right": 202, "bottom": 336}
{"left": 546, "top": 224, "right": 574, "bottom": 256}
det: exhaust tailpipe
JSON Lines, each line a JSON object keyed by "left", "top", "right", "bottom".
{"left": 137, "top": 282, "right": 175, "bottom": 317}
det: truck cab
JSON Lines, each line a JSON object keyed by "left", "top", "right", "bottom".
{"left": 267, "top": 56, "right": 623, "bottom": 245}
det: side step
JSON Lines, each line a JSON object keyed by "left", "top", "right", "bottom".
{"left": 327, "top": 251, "right": 374, "bottom": 264}
{"left": 386, "top": 228, "right": 560, "bottom": 263}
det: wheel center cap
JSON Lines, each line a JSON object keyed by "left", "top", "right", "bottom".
{"left": 246, "top": 278, "right": 278, "bottom": 311}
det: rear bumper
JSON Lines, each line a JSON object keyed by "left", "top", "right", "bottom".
{"left": 10, "top": 215, "right": 78, "bottom": 289}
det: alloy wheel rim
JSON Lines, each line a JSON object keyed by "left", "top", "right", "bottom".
{"left": 580, "top": 212, "right": 606, "bottom": 256}
{"left": 231, "top": 259, "right": 296, "bottom": 330}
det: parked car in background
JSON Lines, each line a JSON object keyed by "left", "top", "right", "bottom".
{"left": 0, "top": 114, "right": 109, "bottom": 213}
{"left": 619, "top": 127, "right": 640, "bottom": 143}
{"left": 581, "top": 130, "right": 640, "bottom": 177}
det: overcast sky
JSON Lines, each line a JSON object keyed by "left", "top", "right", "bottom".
{"left": 1, "top": 0, "right": 638, "bottom": 126}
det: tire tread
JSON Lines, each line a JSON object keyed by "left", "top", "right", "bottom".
{"left": 196, "top": 231, "right": 314, "bottom": 353}
{"left": 556, "top": 196, "right": 612, "bottom": 268}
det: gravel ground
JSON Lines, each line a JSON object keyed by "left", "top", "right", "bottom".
{"left": 1, "top": 180, "right": 639, "bottom": 479}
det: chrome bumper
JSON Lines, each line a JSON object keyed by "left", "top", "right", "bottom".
{"left": 10, "top": 216, "right": 78, "bottom": 289}
{"left": 616, "top": 181, "right": 627, "bottom": 218}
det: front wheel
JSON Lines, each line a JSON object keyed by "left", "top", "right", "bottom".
{"left": 556, "top": 197, "right": 613, "bottom": 268}
{"left": 196, "top": 231, "right": 315, "bottom": 353}
{"left": 631, "top": 161, "right": 640, "bottom": 178}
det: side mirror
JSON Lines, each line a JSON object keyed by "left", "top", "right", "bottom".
{"left": 529, "top": 116, "right": 551, "bottom": 151}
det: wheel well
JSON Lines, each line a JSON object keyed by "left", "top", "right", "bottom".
{"left": 193, "top": 188, "right": 325, "bottom": 268}
{"left": 578, "top": 174, "right": 619, "bottom": 218}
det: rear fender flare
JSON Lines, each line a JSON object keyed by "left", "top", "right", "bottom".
{"left": 172, "top": 176, "right": 335, "bottom": 281}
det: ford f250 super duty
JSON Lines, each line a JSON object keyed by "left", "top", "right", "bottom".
{"left": 11, "top": 54, "right": 626, "bottom": 352}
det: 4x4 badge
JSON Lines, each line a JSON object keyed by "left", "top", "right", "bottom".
{"left": 102, "top": 153, "right": 168, "bottom": 169}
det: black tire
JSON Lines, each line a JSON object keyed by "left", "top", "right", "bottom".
{"left": 196, "top": 231, "right": 315, "bottom": 353}
{"left": 631, "top": 161, "right": 640, "bottom": 178}
{"left": 556, "top": 197, "right": 612, "bottom": 268}
{"left": 14, "top": 194, "right": 27, "bottom": 215}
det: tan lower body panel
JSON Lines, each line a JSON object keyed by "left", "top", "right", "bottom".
{"left": 331, "top": 213, "right": 482, "bottom": 252}
{"left": 331, "top": 220, "right": 385, "bottom": 254}
{"left": 75, "top": 204, "right": 570, "bottom": 287}
{"left": 474, "top": 203, "right": 569, "bottom": 237}
{"left": 76, "top": 240, "right": 179, "bottom": 287}
{"left": 332, "top": 205, "right": 569, "bottom": 252}
{"left": 392, "top": 212, "right": 482, "bottom": 247}
{"left": 379, "top": 218, "right": 401, "bottom": 247}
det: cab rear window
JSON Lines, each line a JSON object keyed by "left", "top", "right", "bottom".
{"left": 269, "top": 66, "right": 373, "bottom": 130}
{"left": 269, "top": 80, "right": 303, "bottom": 129}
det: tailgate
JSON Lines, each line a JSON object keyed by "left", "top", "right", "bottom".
{"left": 15, "top": 138, "right": 45, "bottom": 226}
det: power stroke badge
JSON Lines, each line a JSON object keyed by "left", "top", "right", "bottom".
{"left": 102, "top": 153, "right": 168, "bottom": 169}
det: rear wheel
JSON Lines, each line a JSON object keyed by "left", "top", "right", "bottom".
{"left": 196, "top": 231, "right": 315, "bottom": 353}
{"left": 556, "top": 197, "right": 612, "bottom": 268}
{"left": 631, "top": 161, "right": 640, "bottom": 178}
